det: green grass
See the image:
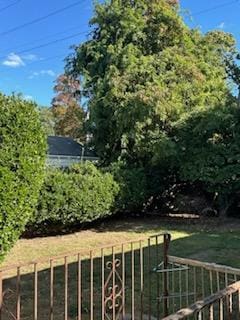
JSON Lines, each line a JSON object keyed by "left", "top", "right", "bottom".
{"left": 2, "top": 216, "right": 240, "bottom": 268}
{"left": 1, "top": 217, "right": 240, "bottom": 319}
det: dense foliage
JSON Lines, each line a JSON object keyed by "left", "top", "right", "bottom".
{"left": 110, "top": 162, "right": 148, "bottom": 213}
{"left": 63, "top": 0, "right": 240, "bottom": 217}
{"left": 175, "top": 105, "right": 240, "bottom": 216}
{"left": 0, "top": 94, "right": 46, "bottom": 260}
{"left": 34, "top": 162, "right": 119, "bottom": 226}
{"left": 67, "top": 0, "right": 233, "bottom": 165}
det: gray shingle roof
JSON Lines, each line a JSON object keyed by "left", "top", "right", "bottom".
{"left": 47, "top": 136, "right": 97, "bottom": 158}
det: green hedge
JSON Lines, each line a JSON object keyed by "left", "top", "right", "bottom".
{"left": 34, "top": 162, "right": 119, "bottom": 225}
{"left": 110, "top": 162, "right": 148, "bottom": 213}
{"left": 0, "top": 94, "right": 46, "bottom": 260}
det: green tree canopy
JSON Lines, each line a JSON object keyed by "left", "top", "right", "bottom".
{"left": 67, "top": 0, "right": 234, "bottom": 164}
{"left": 175, "top": 105, "right": 240, "bottom": 216}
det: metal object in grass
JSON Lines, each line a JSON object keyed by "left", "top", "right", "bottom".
{"left": 152, "top": 255, "right": 195, "bottom": 316}
{"left": 152, "top": 262, "right": 189, "bottom": 274}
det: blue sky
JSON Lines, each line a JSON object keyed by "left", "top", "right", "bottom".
{"left": 0, "top": 0, "right": 239, "bottom": 106}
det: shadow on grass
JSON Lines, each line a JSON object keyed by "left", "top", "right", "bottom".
{"left": 23, "top": 215, "right": 207, "bottom": 239}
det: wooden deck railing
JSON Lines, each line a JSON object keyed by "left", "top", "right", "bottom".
{"left": 162, "top": 280, "right": 240, "bottom": 320}
{"left": 168, "top": 256, "right": 240, "bottom": 277}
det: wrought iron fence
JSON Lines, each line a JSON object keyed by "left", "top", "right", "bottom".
{"left": 0, "top": 233, "right": 239, "bottom": 320}
{"left": 0, "top": 233, "right": 171, "bottom": 320}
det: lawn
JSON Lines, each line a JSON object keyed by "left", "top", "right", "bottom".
{"left": 2, "top": 216, "right": 240, "bottom": 269}
{"left": 1, "top": 217, "right": 240, "bottom": 320}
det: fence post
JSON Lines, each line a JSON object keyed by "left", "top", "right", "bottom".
{"left": 163, "top": 234, "right": 171, "bottom": 317}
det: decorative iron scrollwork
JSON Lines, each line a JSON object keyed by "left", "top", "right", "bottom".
{"left": 104, "top": 259, "right": 123, "bottom": 320}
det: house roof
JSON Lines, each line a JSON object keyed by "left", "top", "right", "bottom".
{"left": 47, "top": 136, "right": 97, "bottom": 158}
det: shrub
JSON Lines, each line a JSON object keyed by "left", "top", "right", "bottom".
{"left": 110, "top": 162, "right": 148, "bottom": 213}
{"left": 0, "top": 94, "right": 46, "bottom": 260}
{"left": 34, "top": 162, "right": 119, "bottom": 225}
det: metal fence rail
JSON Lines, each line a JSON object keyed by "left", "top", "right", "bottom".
{"left": 0, "top": 233, "right": 171, "bottom": 320}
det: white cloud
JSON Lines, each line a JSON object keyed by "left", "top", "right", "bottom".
{"left": 2, "top": 53, "right": 25, "bottom": 68}
{"left": 2, "top": 53, "right": 39, "bottom": 68}
{"left": 28, "top": 69, "right": 56, "bottom": 79}
{"left": 217, "top": 22, "right": 225, "bottom": 29}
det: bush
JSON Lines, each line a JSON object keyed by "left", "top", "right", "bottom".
{"left": 0, "top": 94, "right": 46, "bottom": 260}
{"left": 110, "top": 162, "right": 148, "bottom": 213}
{"left": 34, "top": 162, "right": 119, "bottom": 225}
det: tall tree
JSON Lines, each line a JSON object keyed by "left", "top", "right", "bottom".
{"left": 51, "top": 74, "right": 85, "bottom": 141}
{"left": 204, "top": 30, "right": 240, "bottom": 107}
{"left": 66, "top": 0, "right": 233, "bottom": 163}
